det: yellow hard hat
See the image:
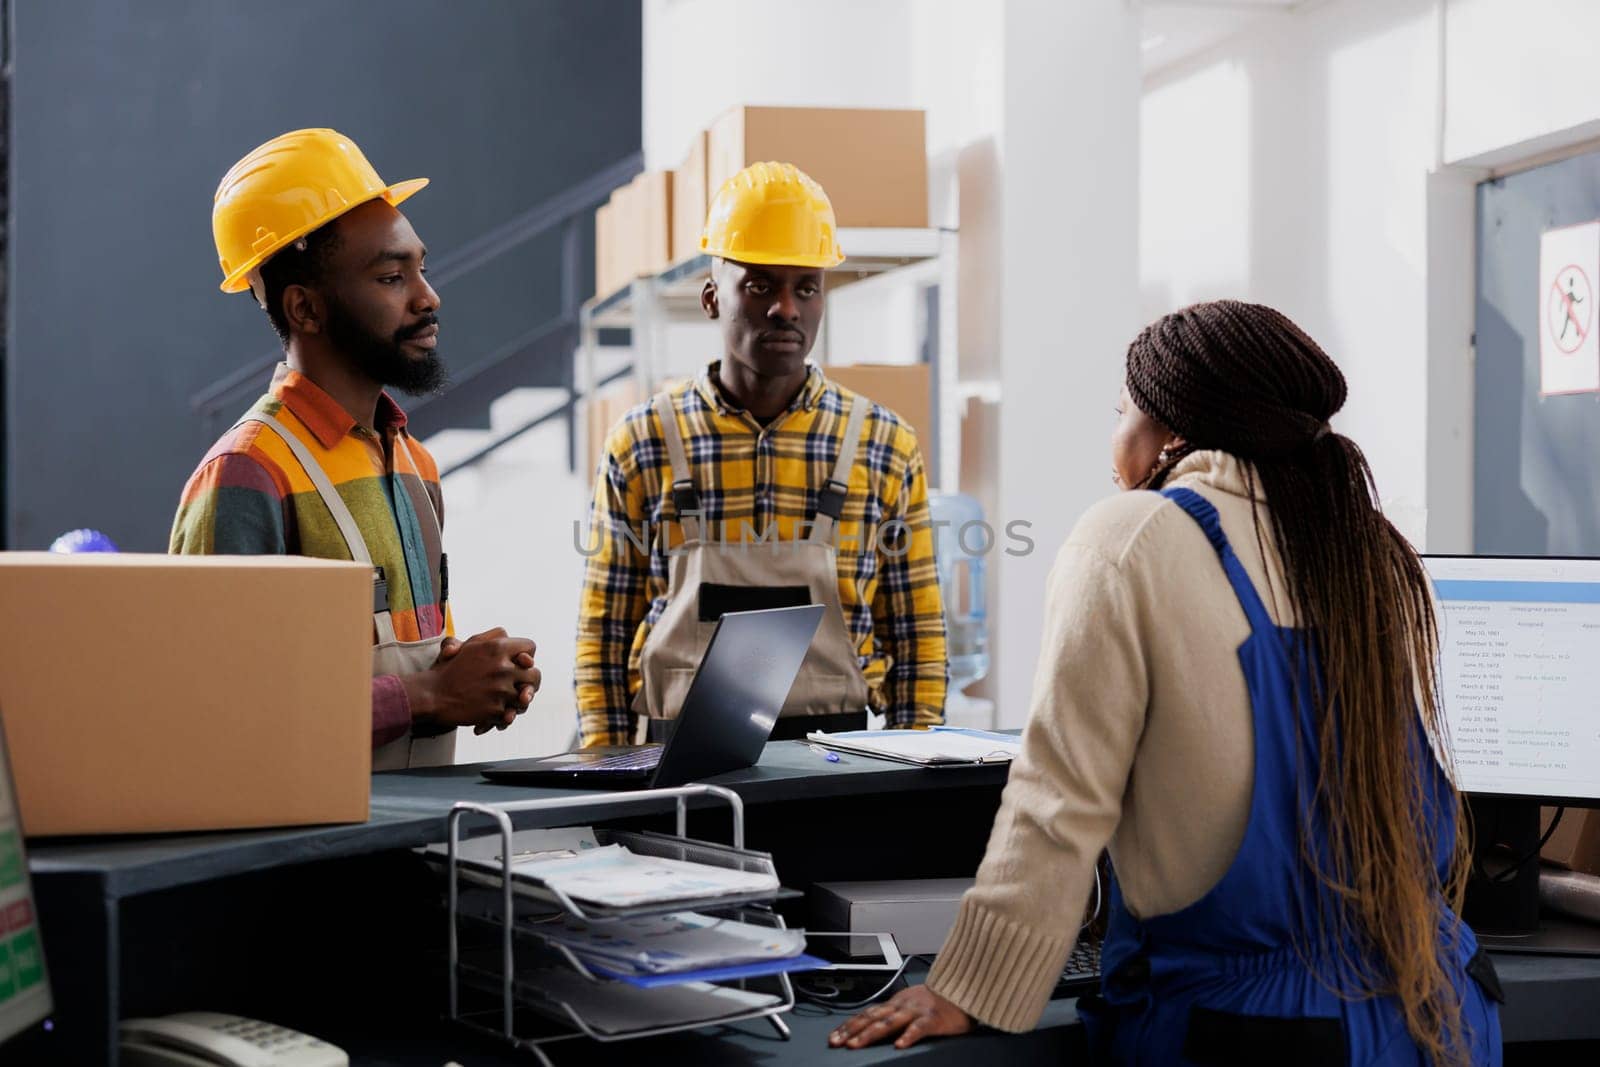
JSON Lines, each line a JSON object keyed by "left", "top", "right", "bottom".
{"left": 212, "top": 128, "right": 428, "bottom": 293}
{"left": 700, "top": 161, "right": 845, "bottom": 269}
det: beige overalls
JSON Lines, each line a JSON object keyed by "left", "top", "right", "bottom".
{"left": 242, "top": 414, "right": 455, "bottom": 770}
{"left": 632, "top": 392, "right": 873, "bottom": 741}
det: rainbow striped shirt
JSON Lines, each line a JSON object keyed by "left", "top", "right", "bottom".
{"left": 169, "top": 364, "right": 451, "bottom": 748}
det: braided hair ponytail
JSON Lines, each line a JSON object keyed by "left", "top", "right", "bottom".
{"left": 1127, "top": 301, "right": 1469, "bottom": 1065}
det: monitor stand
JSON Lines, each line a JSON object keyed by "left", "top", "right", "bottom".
{"left": 1464, "top": 796, "right": 1600, "bottom": 957}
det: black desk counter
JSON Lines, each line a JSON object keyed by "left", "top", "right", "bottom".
{"left": 23, "top": 743, "right": 1600, "bottom": 1064}
{"left": 31, "top": 741, "right": 1007, "bottom": 897}
{"left": 24, "top": 743, "right": 1008, "bottom": 1065}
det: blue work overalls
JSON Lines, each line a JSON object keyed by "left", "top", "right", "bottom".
{"left": 1079, "top": 488, "right": 1502, "bottom": 1065}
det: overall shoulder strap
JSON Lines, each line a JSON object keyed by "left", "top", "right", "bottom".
{"left": 1160, "top": 487, "right": 1274, "bottom": 632}
{"left": 391, "top": 432, "right": 442, "bottom": 533}
{"left": 651, "top": 392, "right": 702, "bottom": 542}
{"left": 238, "top": 414, "right": 394, "bottom": 630}
{"left": 810, "top": 396, "right": 872, "bottom": 544}
{"left": 390, "top": 430, "right": 448, "bottom": 609}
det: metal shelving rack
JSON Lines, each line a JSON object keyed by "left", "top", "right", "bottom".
{"left": 443, "top": 785, "right": 799, "bottom": 1065}
{"left": 577, "top": 227, "right": 963, "bottom": 489}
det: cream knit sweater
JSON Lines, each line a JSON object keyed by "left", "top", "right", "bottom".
{"left": 926, "top": 450, "right": 1297, "bottom": 1032}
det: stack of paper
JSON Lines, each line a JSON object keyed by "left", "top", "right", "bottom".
{"left": 806, "top": 726, "right": 1022, "bottom": 766}
{"left": 541, "top": 911, "right": 805, "bottom": 974}
{"left": 532, "top": 911, "right": 824, "bottom": 986}
{"left": 519, "top": 845, "right": 779, "bottom": 909}
{"left": 506, "top": 966, "right": 785, "bottom": 1034}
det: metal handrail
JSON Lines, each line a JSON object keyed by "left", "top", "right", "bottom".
{"left": 403, "top": 311, "right": 576, "bottom": 420}
{"left": 189, "top": 151, "right": 643, "bottom": 421}
{"left": 438, "top": 361, "right": 633, "bottom": 479}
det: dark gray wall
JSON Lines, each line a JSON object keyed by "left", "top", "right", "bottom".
{"left": 1475, "top": 153, "right": 1600, "bottom": 554}
{"left": 5, "top": 0, "right": 640, "bottom": 549}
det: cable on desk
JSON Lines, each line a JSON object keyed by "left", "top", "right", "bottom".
{"left": 1475, "top": 806, "right": 1564, "bottom": 886}
{"left": 796, "top": 866, "right": 1107, "bottom": 1011}
{"left": 1082, "top": 864, "right": 1102, "bottom": 934}
{"left": 793, "top": 955, "right": 935, "bottom": 1011}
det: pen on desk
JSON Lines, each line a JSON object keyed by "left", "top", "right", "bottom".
{"left": 808, "top": 743, "right": 842, "bottom": 763}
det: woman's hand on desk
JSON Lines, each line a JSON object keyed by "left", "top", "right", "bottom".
{"left": 829, "top": 985, "right": 972, "bottom": 1050}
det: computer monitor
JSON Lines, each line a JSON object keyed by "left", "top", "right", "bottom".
{"left": 1425, "top": 554, "right": 1600, "bottom": 803}
{"left": 0, "top": 707, "right": 50, "bottom": 1045}
{"left": 1424, "top": 554, "right": 1600, "bottom": 951}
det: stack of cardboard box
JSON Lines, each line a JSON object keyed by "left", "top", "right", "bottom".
{"left": 594, "top": 170, "right": 676, "bottom": 300}
{"left": 593, "top": 105, "right": 930, "bottom": 301}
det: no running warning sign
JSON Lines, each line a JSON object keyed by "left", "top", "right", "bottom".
{"left": 1540, "top": 221, "right": 1600, "bottom": 396}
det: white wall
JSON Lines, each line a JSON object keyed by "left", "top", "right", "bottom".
{"left": 988, "top": 0, "right": 1140, "bottom": 726}
{"left": 1141, "top": 0, "right": 1441, "bottom": 528}
{"left": 641, "top": 0, "right": 917, "bottom": 173}
{"left": 1443, "top": 0, "right": 1600, "bottom": 166}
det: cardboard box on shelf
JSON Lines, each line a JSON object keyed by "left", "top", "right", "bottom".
{"left": 605, "top": 180, "right": 639, "bottom": 293}
{"left": 594, "top": 200, "right": 618, "bottom": 299}
{"left": 707, "top": 107, "right": 928, "bottom": 230}
{"left": 1542, "top": 807, "right": 1600, "bottom": 877}
{"left": 0, "top": 554, "right": 373, "bottom": 836}
{"left": 824, "top": 363, "right": 932, "bottom": 452}
{"left": 673, "top": 130, "right": 710, "bottom": 265}
{"left": 584, "top": 376, "right": 643, "bottom": 480}
{"left": 618, "top": 170, "right": 674, "bottom": 280}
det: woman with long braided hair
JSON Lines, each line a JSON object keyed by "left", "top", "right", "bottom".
{"left": 831, "top": 301, "right": 1502, "bottom": 1064}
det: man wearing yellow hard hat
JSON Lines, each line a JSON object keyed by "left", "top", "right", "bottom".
{"left": 575, "top": 162, "right": 947, "bottom": 747}
{"left": 171, "top": 129, "right": 541, "bottom": 769}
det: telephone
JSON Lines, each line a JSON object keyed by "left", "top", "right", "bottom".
{"left": 118, "top": 1012, "right": 348, "bottom": 1067}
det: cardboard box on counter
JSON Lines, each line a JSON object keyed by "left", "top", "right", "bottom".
{"left": 824, "top": 363, "right": 932, "bottom": 451}
{"left": 0, "top": 554, "right": 373, "bottom": 836}
{"left": 707, "top": 107, "right": 928, "bottom": 229}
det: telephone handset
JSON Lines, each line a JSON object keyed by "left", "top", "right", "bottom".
{"left": 118, "top": 1012, "right": 347, "bottom": 1067}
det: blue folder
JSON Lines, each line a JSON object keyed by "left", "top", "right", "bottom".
{"left": 586, "top": 953, "right": 829, "bottom": 989}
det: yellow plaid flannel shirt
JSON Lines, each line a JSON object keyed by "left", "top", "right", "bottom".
{"left": 575, "top": 362, "right": 947, "bottom": 746}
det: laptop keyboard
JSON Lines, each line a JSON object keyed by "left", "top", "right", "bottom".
{"left": 582, "top": 748, "right": 663, "bottom": 771}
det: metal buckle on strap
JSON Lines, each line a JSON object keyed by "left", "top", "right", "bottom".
{"left": 814, "top": 478, "right": 849, "bottom": 521}
{"left": 671, "top": 479, "right": 702, "bottom": 516}
{"left": 372, "top": 566, "right": 391, "bottom": 614}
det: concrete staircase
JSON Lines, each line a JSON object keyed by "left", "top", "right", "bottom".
{"left": 422, "top": 350, "right": 632, "bottom": 764}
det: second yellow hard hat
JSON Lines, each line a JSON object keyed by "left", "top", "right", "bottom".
{"left": 212, "top": 128, "right": 428, "bottom": 294}
{"left": 700, "top": 162, "right": 845, "bottom": 269}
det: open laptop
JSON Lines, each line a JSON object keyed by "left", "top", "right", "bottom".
{"left": 481, "top": 604, "right": 825, "bottom": 789}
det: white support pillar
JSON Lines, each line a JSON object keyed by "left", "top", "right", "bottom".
{"left": 991, "top": 0, "right": 1141, "bottom": 726}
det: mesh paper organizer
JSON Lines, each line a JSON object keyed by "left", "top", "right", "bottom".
{"left": 443, "top": 785, "right": 801, "bottom": 1064}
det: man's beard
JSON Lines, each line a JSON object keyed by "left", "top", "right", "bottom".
{"left": 324, "top": 299, "right": 448, "bottom": 397}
